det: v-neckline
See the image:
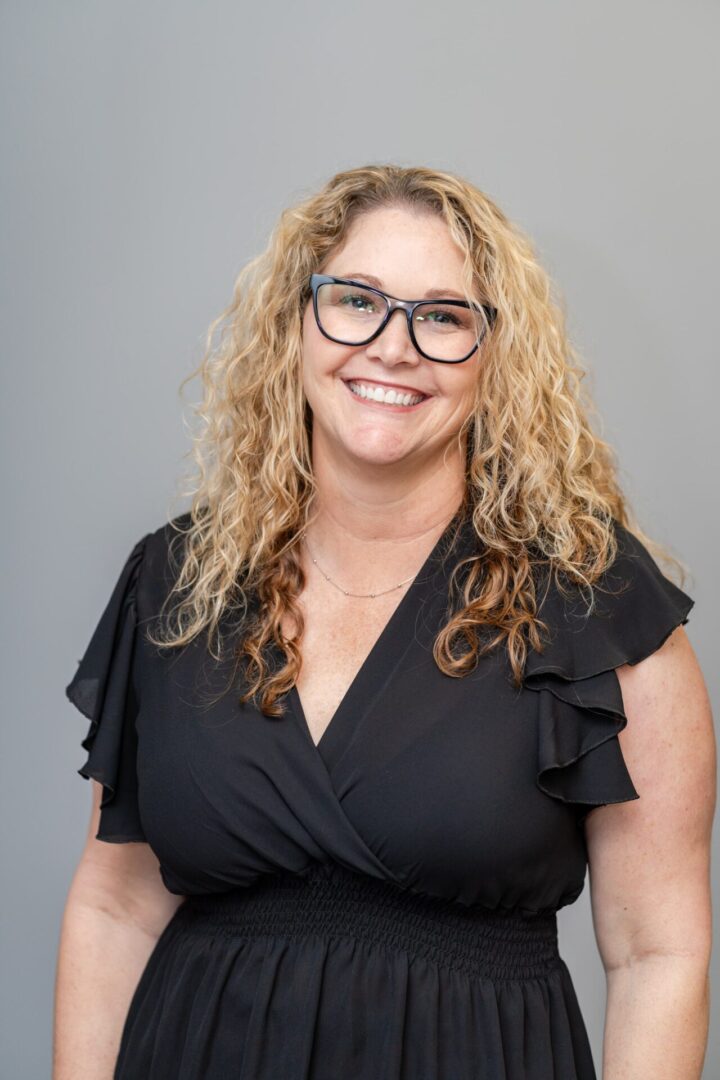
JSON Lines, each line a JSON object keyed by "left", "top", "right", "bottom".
{"left": 287, "top": 504, "right": 469, "bottom": 769}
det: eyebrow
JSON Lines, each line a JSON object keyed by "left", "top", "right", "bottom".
{"left": 337, "top": 271, "right": 466, "bottom": 301}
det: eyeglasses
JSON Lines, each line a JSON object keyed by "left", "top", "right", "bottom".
{"left": 308, "top": 274, "right": 497, "bottom": 364}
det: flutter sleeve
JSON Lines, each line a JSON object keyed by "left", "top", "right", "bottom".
{"left": 523, "top": 521, "right": 695, "bottom": 821}
{"left": 65, "top": 533, "right": 151, "bottom": 842}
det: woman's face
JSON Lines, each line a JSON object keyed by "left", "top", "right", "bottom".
{"left": 301, "top": 205, "right": 483, "bottom": 474}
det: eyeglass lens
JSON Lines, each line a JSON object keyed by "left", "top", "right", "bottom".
{"left": 316, "top": 281, "right": 485, "bottom": 362}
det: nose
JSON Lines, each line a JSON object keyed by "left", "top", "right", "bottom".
{"left": 366, "top": 308, "right": 419, "bottom": 365}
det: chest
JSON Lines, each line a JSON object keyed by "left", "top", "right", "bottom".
{"left": 135, "top": 612, "right": 585, "bottom": 909}
{"left": 281, "top": 582, "right": 411, "bottom": 748}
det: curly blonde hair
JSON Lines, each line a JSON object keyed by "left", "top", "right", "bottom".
{"left": 149, "top": 163, "right": 691, "bottom": 716}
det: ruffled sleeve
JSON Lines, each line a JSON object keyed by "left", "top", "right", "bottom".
{"left": 65, "top": 533, "right": 150, "bottom": 843}
{"left": 523, "top": 522, "right": 695, "bottom": 822}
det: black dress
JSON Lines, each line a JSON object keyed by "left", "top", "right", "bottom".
{"left": 64, "top": 507, "right": 694, "bottom": 1079}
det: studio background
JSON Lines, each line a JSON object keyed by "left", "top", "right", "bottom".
{"left": 1, "top": 2, "right": 717, "bottom": 1076}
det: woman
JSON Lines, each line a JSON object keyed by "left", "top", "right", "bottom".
{"left": 54, "top": 165, "right": 714, "bottom": 1079}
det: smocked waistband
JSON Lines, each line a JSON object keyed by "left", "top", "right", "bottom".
{"left": 173, "top": 863, "right": 560, "bottom": 982}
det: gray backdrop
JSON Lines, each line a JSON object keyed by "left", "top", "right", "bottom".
{"left": 2, "top": 1, "right": 717, "bottom": 1076}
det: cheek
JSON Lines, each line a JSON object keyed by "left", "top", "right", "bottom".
{"left": 302, "top": 310, "right": 347, "bottom": 379}
{"left": 436, "top": 367, "right": 479, "bottom": 411}
{"left": 300, "top": 329, "right": 325, "bottom": 396}
{"left": 302, "top": 347, "right": 342, "bottom": 400}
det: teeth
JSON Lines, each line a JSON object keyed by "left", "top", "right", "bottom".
{"left": 348, "top": 381, "right": 424, "bottom": 407}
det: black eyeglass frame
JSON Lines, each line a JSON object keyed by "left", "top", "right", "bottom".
{"left": 308, "top": 273, "right": 497, "bottom": 364}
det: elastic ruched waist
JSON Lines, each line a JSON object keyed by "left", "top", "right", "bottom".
{"left": 174, "top": 862, "right": 561, "bottom": 982}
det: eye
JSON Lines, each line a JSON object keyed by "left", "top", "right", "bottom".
{"left": 338, "top": 292, "right": 378, "bottom": 313}
{"left": 416, "top": 308, "right": 463, "bottom": 327}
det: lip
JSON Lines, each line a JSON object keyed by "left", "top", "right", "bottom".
{"left": 342, "top": 378, "right": 430, "bottom": 412}
{"left": 342, "top": 377, "right": 431, "bottom": 398}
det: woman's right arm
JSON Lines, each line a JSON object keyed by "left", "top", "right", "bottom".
{"left": 53, "top": 781, "right": 185, "bottom": 1080}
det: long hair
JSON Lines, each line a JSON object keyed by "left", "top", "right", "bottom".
{"left": 148, "top": 163, "right": 691, "bottom": 716}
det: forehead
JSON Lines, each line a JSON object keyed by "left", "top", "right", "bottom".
{"left": 329, "top": 272, "right": 467, "bottom": 303}
{"left": 323, "top": 207, "right": 467, "bottom": 298}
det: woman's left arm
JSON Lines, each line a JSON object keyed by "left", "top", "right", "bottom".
{"left": 585, "top": 625, "right": 716, "bottom": 1080}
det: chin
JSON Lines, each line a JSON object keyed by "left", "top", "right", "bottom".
{"left": 344, "top": 440, "right": 412, "bottom": 466}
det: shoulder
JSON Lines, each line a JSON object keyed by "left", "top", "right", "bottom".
{"left": 601, "top": 518, "right": 691, "bottom": 597}
{"left": 529, "top": 517, "right": 695, "bottom": 679}
{"left": 598, "top": 518, "right": 695, "bottom": 661}
{"left": 133, "top": 510, "right": 194, "bottom": 616}
{"left": 141, "top": 510, "right": 193, "bottom": 563}
{"left": 521, "top": 516, "right": 700, "bottom": 822}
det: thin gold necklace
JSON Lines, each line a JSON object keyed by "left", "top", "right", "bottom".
{"left": 303, "top": 537, "right": 422, "bottom": 598}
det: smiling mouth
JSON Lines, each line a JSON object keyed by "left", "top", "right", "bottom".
{"left": 342, "top": 379, "right": 430, "bottom": 409}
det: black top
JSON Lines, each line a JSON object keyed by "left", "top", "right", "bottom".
{"left": 65, "top": 507, "right": 694, "bottom": 1079}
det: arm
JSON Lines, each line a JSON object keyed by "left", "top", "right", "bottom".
{"left": 53, "top": 781, "right": 185, "bottom": 1080}
{"left": 585, "top": 626, "right": 716, "bottom": 1080}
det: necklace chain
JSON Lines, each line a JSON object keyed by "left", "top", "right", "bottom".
{"left": 303, "top": 537, "right": 422, "bottom": 598}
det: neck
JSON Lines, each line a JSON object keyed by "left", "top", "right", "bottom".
{"left": 303, "top": 440, "right": 467, "bottom": 571}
